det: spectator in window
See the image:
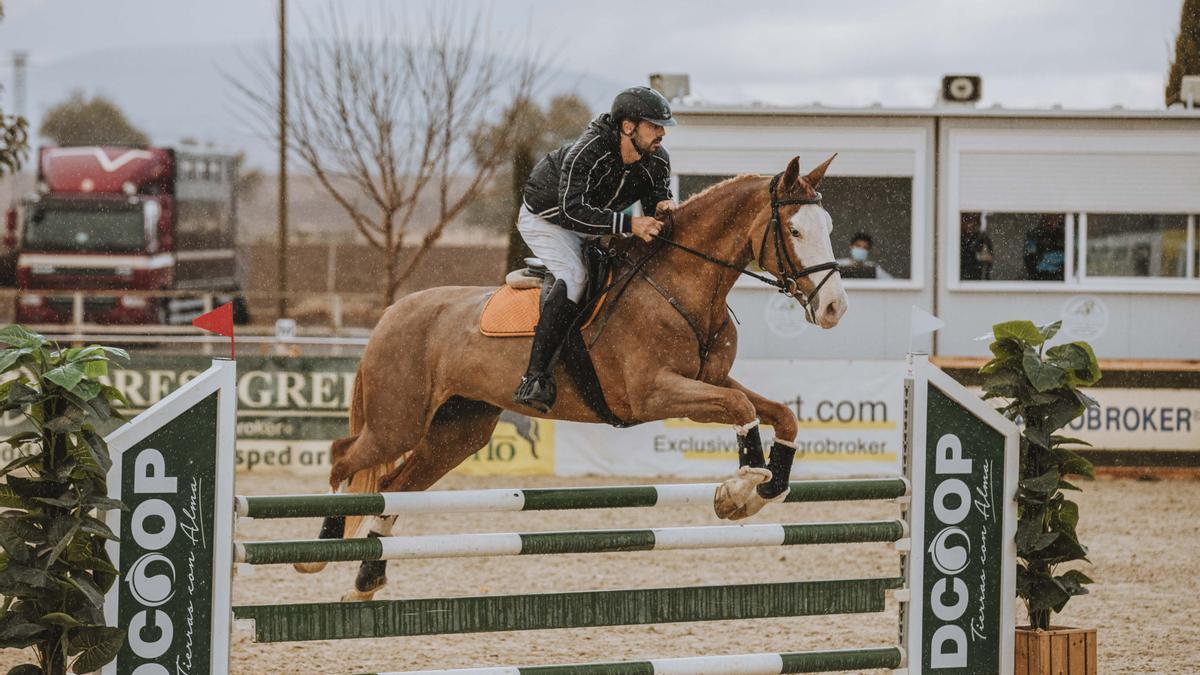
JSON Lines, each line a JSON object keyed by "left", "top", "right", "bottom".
{"left": 960, "top": 213, "right": 994, "bottom": 280}
{"left": 836, "top": 233, "right": 893, "bottom": 279}
{"left": 1023, "top": 214, "right": 1066, "bottom": 281}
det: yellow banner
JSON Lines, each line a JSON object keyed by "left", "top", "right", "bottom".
{"left": 452, "top": 414, "right": 555, "bottom": 476}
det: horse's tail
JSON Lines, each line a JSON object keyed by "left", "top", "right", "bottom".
{"left": 341, "top": 363, "right": 395, "bottom": 540}
{"left": 348, "top": 362, "right": 366, "bottom": 436}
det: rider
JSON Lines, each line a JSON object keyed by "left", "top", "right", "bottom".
{"left": 513, "top": 86, "right": 678, "bottom": 413}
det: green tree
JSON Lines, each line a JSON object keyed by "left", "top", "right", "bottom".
{"left": 466, "top": 93, "right": 593, "bottom": 274}
{"left": 980, "top": 320, "right": 1100, "bottom": 630}
{"left": 1166, "top": 0, "right": 1200, "bottom": 106}
{"left": 0, "top": 1, "right": 30, "bottom": 175}
{"left": 0, "top": 326, "right": 130, "bottom": 674}
{"left": 39, "top": 92, "right": 150, "bottom": 147}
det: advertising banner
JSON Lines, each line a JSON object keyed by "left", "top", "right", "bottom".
{"left": 1063, "top": 387, "right": 1200, "bottom": 451}
{"left": 0, "top": 355, "right": 555, "bottom": 477}
{"left": 962, "top": 385, "right": 1200, "bottom": 453}
{"left": 1, "top": 356, "right": 908, "bottom": 478}
{"left": 557, "top": 360, "right": 906, "bottom": 478}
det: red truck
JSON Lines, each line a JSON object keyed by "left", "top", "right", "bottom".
{"left": 11, "top": 145, "right": 247, "bottom": 325}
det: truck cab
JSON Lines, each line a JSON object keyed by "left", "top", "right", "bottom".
{"left": 15, "top": 146, "right": 245, "bottom": 325}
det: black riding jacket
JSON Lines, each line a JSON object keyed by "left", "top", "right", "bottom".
{"left": 522, "top": 113, "right": 672, "bottom": 236}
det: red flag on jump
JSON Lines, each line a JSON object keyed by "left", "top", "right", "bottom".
{"left": 192, "top": 302, "right": 236, "bottom": 359}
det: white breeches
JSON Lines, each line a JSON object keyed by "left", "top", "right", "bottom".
{"left": 516, "top": 205, "right": 595, "bottom": 302}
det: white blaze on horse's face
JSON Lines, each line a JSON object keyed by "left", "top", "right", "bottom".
{"left": 789, "top": 205, "right": 849, "bottom": 329}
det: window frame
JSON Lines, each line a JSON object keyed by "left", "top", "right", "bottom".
{"left": 946, "top": 128, "right": 1200, "bottom": 295}
{"left": 668, "top": 124, "right": 928, "bottom": 292}
{"left": 951, "top": 210, "right": 1200, "bottom": 294}
{"left": 1078, "top": 212, "right": 1195, "bottom": 287}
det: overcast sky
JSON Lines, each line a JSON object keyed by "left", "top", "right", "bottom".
{"left": 0, "top": 0, "right": 1189, "bottom": 111}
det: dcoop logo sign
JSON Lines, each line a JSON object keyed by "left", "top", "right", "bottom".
{"left": 109, "top": 394, "right": 221, "bottom": 674}
{"left": 922, "top": 387, "right": 1006, "bottom": 673}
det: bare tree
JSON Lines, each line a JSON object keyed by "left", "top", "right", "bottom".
{"left": 234, "top": 3, "right": 542, "bottom": 306}
{"left": 462, "top": 93, "right": 593, "bottom": 273}
{"left": 0, "top": 2, "right": 30, "bottom": 176}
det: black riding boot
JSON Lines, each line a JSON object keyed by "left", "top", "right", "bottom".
{"left": 513, "top": 279, "right": 580, "bottom": 413}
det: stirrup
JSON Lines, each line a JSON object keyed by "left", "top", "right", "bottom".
{"left": 513, "top": 373, "right": 557, "bottom": 413}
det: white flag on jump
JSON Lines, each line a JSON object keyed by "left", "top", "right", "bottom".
{"left": 910, "top": 305, "right": 945, "bottom": 338}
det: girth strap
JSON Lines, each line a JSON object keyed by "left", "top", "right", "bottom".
{"left": 639, "top": 270, "right": 728, "bottom": 375}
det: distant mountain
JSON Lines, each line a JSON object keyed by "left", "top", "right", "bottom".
{"left": 20, "top": 41, "right": 625, "bottom": 169}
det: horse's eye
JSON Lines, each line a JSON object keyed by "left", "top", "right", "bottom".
{"left": 789, "top": 228, "right": 800, "bottom": 237}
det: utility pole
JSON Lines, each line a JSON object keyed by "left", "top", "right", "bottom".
{"left": 12, "top": 52, "right": 27, "bottom": 118}
{"left": 276, "top": 0, "right": 289, "bottom": 319}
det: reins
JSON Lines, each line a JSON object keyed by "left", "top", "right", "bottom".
{"left": 650, "top": 171, "right": 842, "bottom": 322}
{"left": 578, "top": 171, "right": 844, "bottom": 367}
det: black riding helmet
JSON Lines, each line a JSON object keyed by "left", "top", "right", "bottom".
{"left": 611, "top": 86, "right": 677, "bottom": 127}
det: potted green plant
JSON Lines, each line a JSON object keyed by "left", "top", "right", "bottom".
{"left": 980, "top": 320, "right": 1099, "bottom": 674}
{"left": 0, "top": 326, "right": 129, "bottom": 675}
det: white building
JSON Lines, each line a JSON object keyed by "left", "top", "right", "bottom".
{"left": 669, "top": 103, "right": 1200, "bottom": 361}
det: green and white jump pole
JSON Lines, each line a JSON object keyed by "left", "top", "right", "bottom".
{"left": 101, "top": 355, "right": 1018, "bottom": 674}
{"left": 234, "top": 477, "right": 910, "bottom": 518}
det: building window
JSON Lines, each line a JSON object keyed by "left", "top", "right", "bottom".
{"left": 824, "top": 176, "right": 911, "bottom": 280}
{"left": 1082, "top": 213, "right": 1189, "bottom": 278}
{"left": 959, "top": 212, "right": 1066, "bottom": 282}
{"left": 677, "top": 174, "right": 914, "bottom": 281}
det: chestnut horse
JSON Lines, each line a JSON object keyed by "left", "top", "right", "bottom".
{"left": 304, "top": 155, "right": 848, "bottom": 600}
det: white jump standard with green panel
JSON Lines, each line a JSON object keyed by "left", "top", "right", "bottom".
{"left": 102, "top": 355, "right": 1019, "bottom": 674}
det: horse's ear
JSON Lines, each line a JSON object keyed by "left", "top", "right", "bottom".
{"left": 803, "top": 153, "right": 837, "bottom": 189}
{"left": 782, "top": 156, "right": 801, "bottom": 186}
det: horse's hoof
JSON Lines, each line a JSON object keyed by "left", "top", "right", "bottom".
{"left": 343, "top": 559, "right": 388, "bottom": 602}
{"left": 713, "top": 466, "right": 772, "bottom": 520}
{"left": 293, "top": 561, "right": 328, "bottom": 574}
{"left": 734, "top": 486, "right": 793, "bottom": 520}
{"left": 341, "top": 583, "right": 385, "bottom": 603}
{"left": 343, "top": 566, "right": 388, "bottom": 602}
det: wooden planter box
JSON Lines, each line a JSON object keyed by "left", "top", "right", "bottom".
{"left": 1015, "top": 626, "right": 1097, "bottom": 675}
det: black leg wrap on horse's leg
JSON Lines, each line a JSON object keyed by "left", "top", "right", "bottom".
{"left": 737, "top": 421, "right": 765, "bottom": 469}
{"left": 758, "top": 441, "right": 797, "bottom": 498}
{"left": 354, "top": 532, "right": 388, "bottom": 592}
{"left": 317, "top": 515, "right": 345, "bottom": 540}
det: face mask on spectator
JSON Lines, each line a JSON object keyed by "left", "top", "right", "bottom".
{"left": 850, "top": 246, "right": 869, "bottom": 263}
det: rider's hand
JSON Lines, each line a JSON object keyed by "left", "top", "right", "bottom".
{"left": 655, "top": 200, "right": 677, "bottom": 217}
{"left": 631, "top": 216, "right": 663, "bottom": 243}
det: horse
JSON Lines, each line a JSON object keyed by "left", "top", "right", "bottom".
{"left": 301, "top": 155, "right": 849, "bottom": 601}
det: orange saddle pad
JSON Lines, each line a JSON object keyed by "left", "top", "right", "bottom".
{"left": 480, "top": 285, "right": 605, "bottom": 337}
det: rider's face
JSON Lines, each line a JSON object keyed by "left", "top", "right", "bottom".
{"left": 626, "top": 120, "right": 666, "bottom": 154}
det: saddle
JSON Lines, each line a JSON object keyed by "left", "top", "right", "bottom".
{"left": 480, "top": 241, "right": 617, "bottom": 337}
{"left": 478, "top": 239, "right": 636, "bottom": 428}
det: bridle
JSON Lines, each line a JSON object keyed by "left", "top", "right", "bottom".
{"left": 652, "top": 171, "right": 841, "bottom": 324}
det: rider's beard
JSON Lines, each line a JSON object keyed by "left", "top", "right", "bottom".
{"left": 631, "top": 132, "right": 660, "bottom": 156}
